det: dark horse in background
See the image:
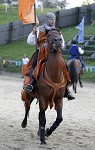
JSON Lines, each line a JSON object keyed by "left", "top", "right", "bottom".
{"left": 21, "top": 29, "right": 67, "bottom": 144}
{"left": 67, "top": 59, "right": 83, "bottom": 93}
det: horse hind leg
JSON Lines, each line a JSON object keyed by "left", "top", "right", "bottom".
{"left": 21, "top": 97, "right": 34, "bottom": 128}
{"left": 72, "top": 78, "right": 77, "bottom": 93}
{"left": 21, "top": 102, "right": 30, "bottom": 128}
{"left": 79, "top": 75, "right": 83, "bottom": 87}
{"left": 74, "top": 82, "right": 77, "bottom": 93}
{"left": 45, "top": 108, "right": 63, "bottom": 137}
{"left": 73, "top": 82, "right": 76, "bottom": 93}
{"left": 72, "top": 83, "right": 75, "bottom": 92}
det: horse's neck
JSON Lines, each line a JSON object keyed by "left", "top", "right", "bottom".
{"left": 46, "top": 53, "right": 63, "bottom": 82}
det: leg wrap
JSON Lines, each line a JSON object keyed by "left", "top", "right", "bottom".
{"left": 47, "top": 109, "right": 63, "bottom": 136}
{"left": 32, "top": 50, "right": 39, "bottom": 68}
{"left": 40, "top": 126, "right": 45, "bottom": 143}
{"left": 39, "top": 111, "right": 46, "bottom": 143}
{"left": 29, "top": 50, "right": 39, "bottom": 80}
{"left": 47, "top": 117, "right": 63, "bottom": 136}
{"left": 39, "top": 111, "right": 46, "bottom": 127}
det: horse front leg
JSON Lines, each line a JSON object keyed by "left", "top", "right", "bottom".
{"left": 45, "top": 107, "right": 63, "bottom": 137}
{"left": 39, "top": 110, "right": 46, "bottom": 144}
{"left": 79, "top": 75, "right": 83, "bottom": 87}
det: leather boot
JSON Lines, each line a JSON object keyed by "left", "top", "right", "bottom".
{"left": 25, "top": 76, "right": 35, "bottom": 92}
{"left": 25, "top": 50, "right": 38, "bottom": 93}
{"left": 24, "top": 67, "right": 36, "bottom": 93}
{"left": 64, "top": 86, "right": 75, "bottom": 100}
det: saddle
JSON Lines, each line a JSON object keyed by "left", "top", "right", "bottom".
{"left": 23, "top": 55, "right": 46, "bottom": 86}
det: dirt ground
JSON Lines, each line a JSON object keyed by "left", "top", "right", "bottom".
{"left": 0, "top": 72, "right": 95, "bottom": 150}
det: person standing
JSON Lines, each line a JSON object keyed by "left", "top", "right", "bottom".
{"left": 21, "top": 54, "right": 29, "bottom": 78}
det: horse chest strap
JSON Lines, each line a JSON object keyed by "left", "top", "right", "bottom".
{"left": 42, "top": 68, "right": 66, "bottom": 107}
{"left": 43, "top": 67, "right": 65, "bottom": 90}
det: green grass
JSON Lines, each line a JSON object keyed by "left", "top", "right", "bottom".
{"left": 61, "top": 24, "right": 95, "bottom": 43}
{"left": 82, "top": 70, "right": 95, "bottom": 82}
{"left": 0, "top": 9, "right": 19, "bottom": 24}
{"left": 0, "top": 38, "right": 35, "bottom": 60}
{"left": 0, "top": 6, "right": 59, "bottom": 24}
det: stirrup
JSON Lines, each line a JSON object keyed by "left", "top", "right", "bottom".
{"left": 24, "top": 84, "right": 33, "bottom": 92}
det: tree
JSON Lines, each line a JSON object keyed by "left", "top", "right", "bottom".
{"left": 43, "top": 0, "right": 57, "bottom": 8}
{"left": 42, "top": 0, "right": 68, "bottom": 9}
{"left": 82, "top": 0, "right": 95, "bottom": 5}
{"left": 58, "top": 0, "right": 69, "bottom": 9}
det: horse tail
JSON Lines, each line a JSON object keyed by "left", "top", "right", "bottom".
{"left": 69, "top": 61, "right": 77, "bottom": 83}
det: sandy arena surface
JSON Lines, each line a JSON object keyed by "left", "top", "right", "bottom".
{"left": 0, "top": 72, "right": 95, "bottom": 150}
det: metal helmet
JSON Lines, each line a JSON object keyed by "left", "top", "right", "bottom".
{"left": 45, "top": 12, "right": 56, "bottom": 26}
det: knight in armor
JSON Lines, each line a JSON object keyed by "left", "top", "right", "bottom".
{"left": 69, "top": 40, "right": 86, "bottom": 68}
{"left": 25, "top": 12, "right": 75, "bottom": 100}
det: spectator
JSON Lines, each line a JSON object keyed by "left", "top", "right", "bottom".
{"left": 21, "top": 54, "right": 29, "bottom": 78}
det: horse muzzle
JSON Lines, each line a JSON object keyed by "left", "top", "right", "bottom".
{"left": 52, "top": 37, "right": 63, "bottom": 52}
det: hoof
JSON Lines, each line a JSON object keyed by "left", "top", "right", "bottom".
{"left": 45, "top": 128, "right": 50, "bottom": 137}
{"left": 37, "top": 130, "right": 40, "bottom": 136}
{"left": 21, "top": 119, "right": 27, "bottom": 128}
{"left": 40, "top": 141, "right": 47, "bottom": 145}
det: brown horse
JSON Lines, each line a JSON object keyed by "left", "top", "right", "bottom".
{"left": 21, "top": 29, "right": 67, "bottom": 144}
{"left": 67, "top": 59, "right": 83, "bottom": 93}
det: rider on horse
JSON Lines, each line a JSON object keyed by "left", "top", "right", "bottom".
{"left": 68, "top": 40, "right": 86, "bottom": 68}
{"left": 25, "top": 12, "right": 75, "bottom": 100}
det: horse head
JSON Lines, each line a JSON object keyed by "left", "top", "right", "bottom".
{"left": 46, "top": 28, "right": 63, "bottom": 53}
